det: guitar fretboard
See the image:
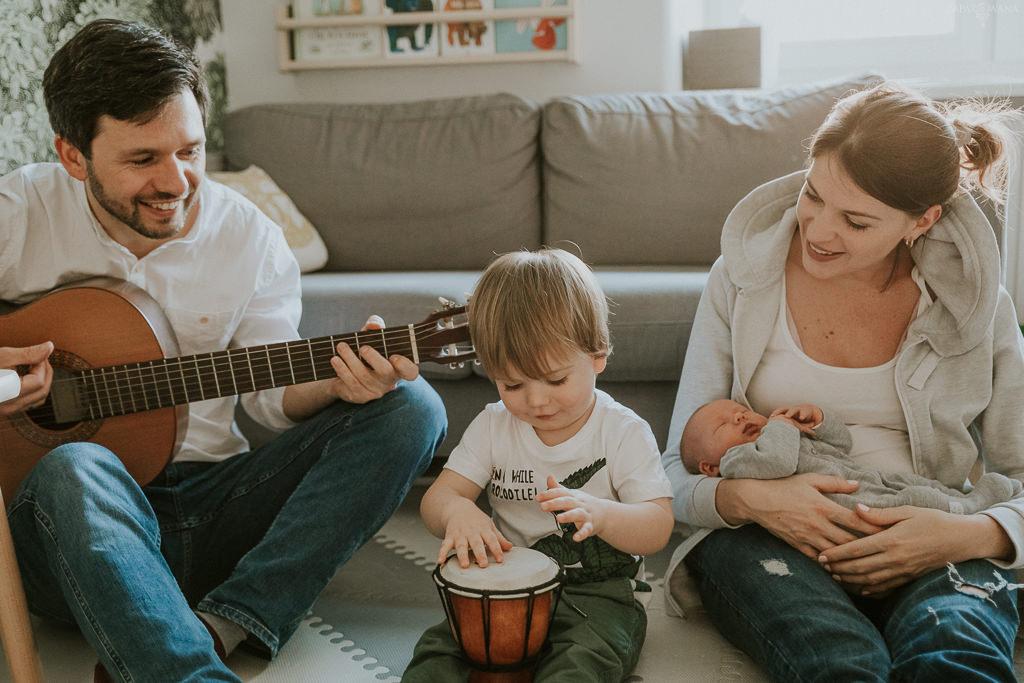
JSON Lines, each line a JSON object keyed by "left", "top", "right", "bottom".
{"left": 73, "top": 328, "right": 416, "bottom": 420}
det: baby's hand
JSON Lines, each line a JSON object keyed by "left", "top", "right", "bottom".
{"left": 438, "top": 505, "right": 513, "bottom": 569}
{"left": 769, "top": 404, "right": 823, "bottom": 435}
{"left": 536, "top": 475, "right": 606, "bottom": 542}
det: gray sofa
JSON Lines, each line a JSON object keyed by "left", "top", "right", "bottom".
{"left": 222, "top": 73, "right": 880, "bottom": 459}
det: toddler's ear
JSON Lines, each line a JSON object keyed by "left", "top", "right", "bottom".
{"left": 699, "top": 461, "right": 720, "bottom": 477}
{"left": 592, "top": 355, "right": 607, "bottom": 374}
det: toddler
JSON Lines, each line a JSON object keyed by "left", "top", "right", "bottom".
{"left": 403, "top": 248, "right": 674, "bottom": 681}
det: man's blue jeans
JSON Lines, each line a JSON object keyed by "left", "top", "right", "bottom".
{"left": 7, "top": 377, "right": 445, "bottom": 682}
{"left": 684, "top": 524, "right": 1019, "bottom": 683}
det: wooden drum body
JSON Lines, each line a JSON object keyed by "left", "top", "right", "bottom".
{"left": 433, "top": 547, "right": 565, "bottom": 680}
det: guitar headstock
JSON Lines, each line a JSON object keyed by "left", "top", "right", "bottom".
{"left": 414, "top": 299, "right": 476, "bottom": 368}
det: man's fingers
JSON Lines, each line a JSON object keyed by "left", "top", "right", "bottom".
{"left": 16, "top": 341, "right": 54, "bottom": 365}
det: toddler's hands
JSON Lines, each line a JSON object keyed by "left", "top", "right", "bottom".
{"left": 769, "top": 404, "right": 823, "bottom": 435}
{"left": 536, "top": 475, "right": 606, "bottom": 542}
{"left": 438, "top": 502, "right": 514, "bottom": 569}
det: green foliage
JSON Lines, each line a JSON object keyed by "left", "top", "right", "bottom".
{"left": 150, "top": 0, "right": 223, "bottom": 49}
{"left": 0, "top": 0, "right": 225, "bottom": 174}
{"left": 204, "top": 52, "right": 227, "bottom": 153}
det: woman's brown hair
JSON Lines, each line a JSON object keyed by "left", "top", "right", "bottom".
{"left": 810, "top": 81, "right": 1020, "bottom": 214}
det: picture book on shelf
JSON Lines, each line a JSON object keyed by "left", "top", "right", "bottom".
{"left": 292, "top": 0, "right": 384, "bottom": 62}
{"left": 494, "top": 0, "right": 567, "bottom": 53}
{"left": 440, "top": 0, "right": 495, "bottom": 57}
{"left": 381, "top": 0, "right": 440, "bottom": 59}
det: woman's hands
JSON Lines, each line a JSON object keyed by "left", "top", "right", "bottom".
{"left": 717, "top": 474, "right": 884, "bottom": 558}
{"left": 721, "top": 476, "right": 1014, "bottom": 594}
{"left": 817, "top": 505, "right": 1013, "bottom": 595}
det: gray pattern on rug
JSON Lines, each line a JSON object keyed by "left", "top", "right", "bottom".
{"left": 7, "top": 484, "right": 1024, "bottom": 681}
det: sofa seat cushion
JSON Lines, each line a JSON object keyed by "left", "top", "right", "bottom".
{"left": 301, "top": 266, "right": 705, "bottom": 383}
{"left": 298, "top": 271, "right": 482, "bottom": 379}
{"left": 541, "top": 73, "right": 882, "bottom": 266}
{"left": 597, "top": 267, "right": 708, "bottom": 381}
{"left": 223, "top": 93, "right": 543, "bottom": 272}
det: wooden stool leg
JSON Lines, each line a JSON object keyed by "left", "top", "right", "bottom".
{"left": 0, "top": 490, "right": 44, "bottom": 682}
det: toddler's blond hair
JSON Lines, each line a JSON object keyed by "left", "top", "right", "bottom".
{"left": 468, "top": 248, "right": 610, "bottom": 379}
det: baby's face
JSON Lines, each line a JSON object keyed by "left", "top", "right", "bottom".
{"left": 698, "top": 399, "right": 768, "bottom": 463}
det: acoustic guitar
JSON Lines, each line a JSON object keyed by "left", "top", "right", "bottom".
{"left": 0, "top": 278, "right": 474, "bottom": 498}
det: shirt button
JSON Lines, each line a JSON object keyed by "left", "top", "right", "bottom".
{"left": 200, "top": 316, "right": 209, "bottom": 324}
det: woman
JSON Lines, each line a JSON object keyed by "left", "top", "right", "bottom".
{"left": 661, "top": 81, "right": 1024, "bottom": 681}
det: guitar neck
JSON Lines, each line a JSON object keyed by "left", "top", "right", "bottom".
{"left": 62, "top": 327, "right": 420, "bottom": 421}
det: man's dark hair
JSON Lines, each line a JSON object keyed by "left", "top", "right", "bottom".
{"left": 43, "top": 19, "right": 209, "bottom": 158}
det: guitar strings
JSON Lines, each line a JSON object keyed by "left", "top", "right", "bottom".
{"left": 3, "top": 320, "right": 473, "bottom": 425}
{"left": 58, "top": 320, "right": 467, "bottom": 388}
{"left": 44, "top": 325, "right": 472, "bottom": 414}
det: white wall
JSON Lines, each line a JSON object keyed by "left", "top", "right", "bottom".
{"left": 221, "top": 0, "right": 681, "bottom": 110}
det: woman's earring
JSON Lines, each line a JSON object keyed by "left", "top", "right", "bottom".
{"left": 904, "top": 236, "right": 916, "bottom": 248}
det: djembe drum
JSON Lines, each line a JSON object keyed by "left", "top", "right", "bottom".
{"left": 433, "top": 547, "right": 565, "bottom": 683}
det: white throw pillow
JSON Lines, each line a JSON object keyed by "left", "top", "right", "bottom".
{"left": 209, "top": 165, "right": 329, "bottom": 273}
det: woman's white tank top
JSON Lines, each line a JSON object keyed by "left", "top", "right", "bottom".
{"left": 746, "top": 270, "right": 931, "bottom": 474}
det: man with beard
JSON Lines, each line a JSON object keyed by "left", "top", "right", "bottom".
{"left": 0, "top": 19, "right": 446, "bottom": 682}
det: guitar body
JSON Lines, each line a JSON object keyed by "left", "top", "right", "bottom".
{"left": 0, "top": 279, "right": 185, "bottom": 497}
{"left": 0, "top": 278, "right": 473, "bottom": 503}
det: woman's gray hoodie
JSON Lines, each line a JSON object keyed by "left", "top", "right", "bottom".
{"left": 661, "top": 171, "right": 1024, "bottom": 616}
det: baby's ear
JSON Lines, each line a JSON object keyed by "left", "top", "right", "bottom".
{"left": 699, "top": 461, "right": 720, "bottom": 477}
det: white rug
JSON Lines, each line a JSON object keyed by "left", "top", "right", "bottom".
{"left": 4, "top": 485, "right": 1023, "bottom": 682}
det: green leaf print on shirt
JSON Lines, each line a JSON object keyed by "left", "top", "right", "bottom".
{"left": 530, "top": 458, "right": 643, "bottom": 585}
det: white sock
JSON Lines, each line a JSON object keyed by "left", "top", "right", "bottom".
{"left": 197, "top": 611, "right": 247, "bottom": 657}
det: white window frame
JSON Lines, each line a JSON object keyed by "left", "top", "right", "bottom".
{"left": 693, "top": 0, "right": 1024, "bottom": 94}
{"left": 1003, "top": 119, "right": 1024, "bottom": 323}
{"left": 683, "top": 0, "right": 1024, "bottom": 319}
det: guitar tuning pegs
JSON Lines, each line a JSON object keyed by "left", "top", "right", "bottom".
{"left": 437, "top": 297, "right": 455, "bottom": 309}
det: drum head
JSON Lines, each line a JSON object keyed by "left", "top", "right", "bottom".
{"left": 439, "top": 547, "right": 560, "bottom": 592}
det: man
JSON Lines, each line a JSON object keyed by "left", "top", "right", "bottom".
{"left": 0, "top": 19, "right": 446, "bottom": 682}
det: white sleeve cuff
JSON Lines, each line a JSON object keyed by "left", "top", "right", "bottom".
{"left": 981, "top": 506, "right": 1024, "bottom": 568}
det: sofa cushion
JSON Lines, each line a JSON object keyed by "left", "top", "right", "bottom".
{"left": 208, "top": 165, "right": 329, "bottom": 273}
{"left": 541, "top": 73, "right": 882, "bottom": 266}
{"left": 299, "top": 266, "right": 704, "bottom": 384}
{"left": 223, "top": 94, "right": 542, "bottom": 272}
{"left": 297, "top": 271, "right": 482, "bottom": 380}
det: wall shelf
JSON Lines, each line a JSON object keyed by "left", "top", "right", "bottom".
{"left": 276, "top": 2, "right": 577, "bottom": 71}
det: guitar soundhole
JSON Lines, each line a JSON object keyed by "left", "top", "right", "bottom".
{"left": 23, "top": 394, "right": 78, "bottom": 429}
{"left": 9, "top": 350, "right": 102, "bottom": 448}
